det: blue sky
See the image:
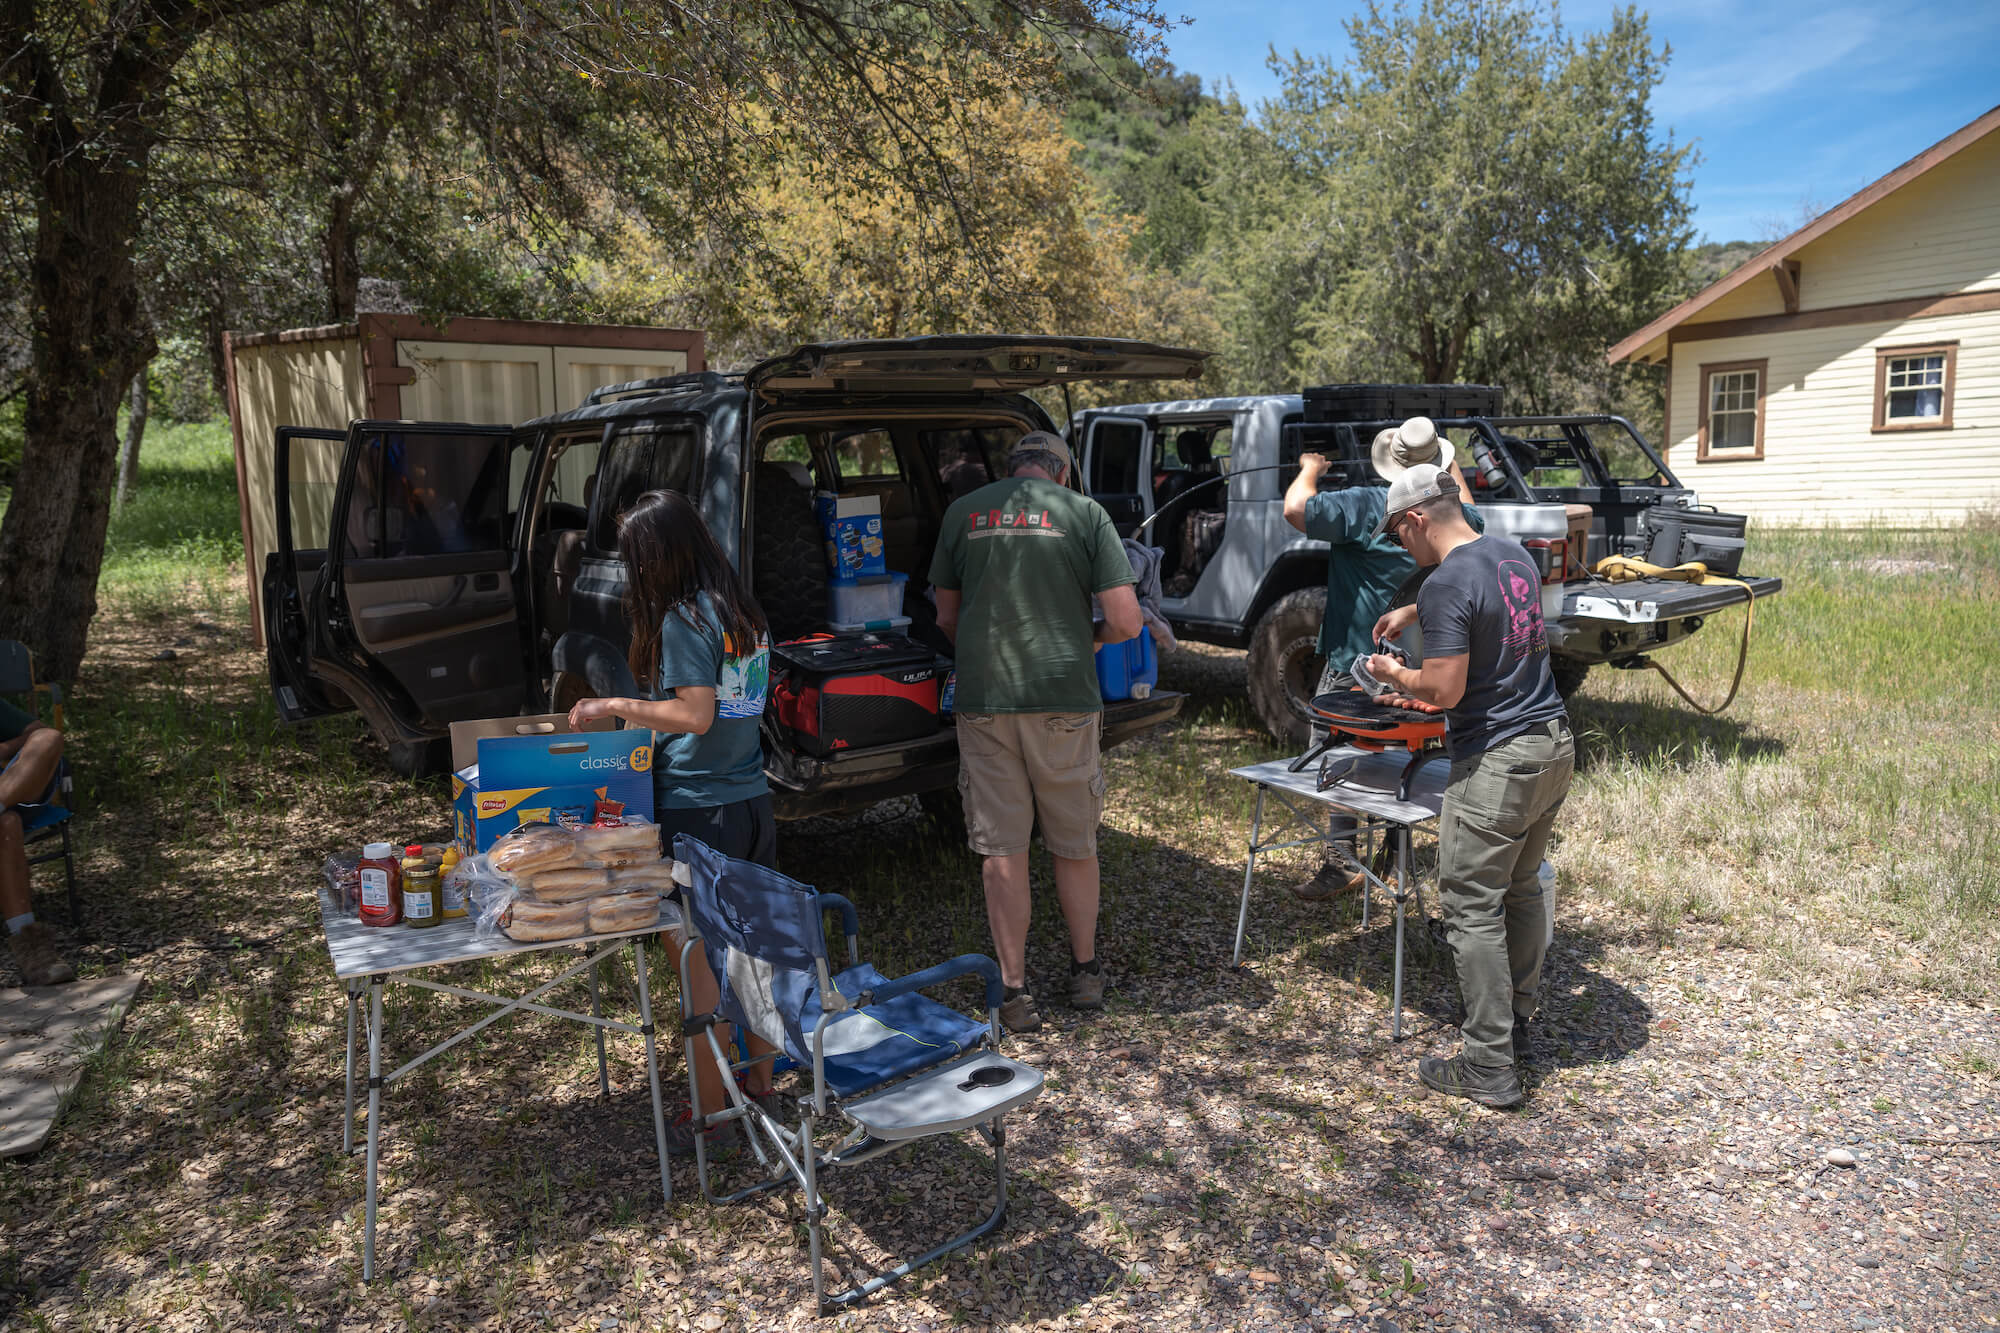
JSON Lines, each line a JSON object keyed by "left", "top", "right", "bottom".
{"left": 1158, "top": 1, "right": 2000, "bottom": 244}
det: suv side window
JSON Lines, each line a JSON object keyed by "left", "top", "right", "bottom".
{"left": 1089, "top": 419, "right": 1144, "bottom": 495}
{"left": 342, "top": 428, "right": 511, "bottom": 559}
{"left": 831, "top": 429, "right": 901, "bottom": 484}
{"left": 588, "top": 420, "right": 699, "bottom": 554}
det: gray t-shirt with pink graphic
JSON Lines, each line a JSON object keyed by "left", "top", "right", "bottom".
{"left": 1416, "top": 534, "right": 1567, "bottom": 760}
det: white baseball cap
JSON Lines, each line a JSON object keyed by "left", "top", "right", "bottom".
{"left": 1371, "top": 416, "right": 1455, "bottom": 480}
{"left": 1370, "top": 462, "right": 1460, "bottom": 539}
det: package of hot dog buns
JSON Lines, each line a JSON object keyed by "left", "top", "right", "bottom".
{"left": 472, "top": 817, "right": 673, "bottom": 942}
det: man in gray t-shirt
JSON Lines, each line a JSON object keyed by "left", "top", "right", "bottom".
{"left": 1364, "top": 465, "right": 1574, "bottom": 1110}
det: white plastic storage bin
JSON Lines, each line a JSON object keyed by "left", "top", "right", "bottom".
{"left": 827, "top": 572, "right": 907, "bottom": 627}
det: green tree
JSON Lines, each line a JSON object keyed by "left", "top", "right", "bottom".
{"left": 0, "top": 0, "right": 1167, "bottom": 680}
{"left": 1203, "top": 0, "right": 1694, "bottom": 406}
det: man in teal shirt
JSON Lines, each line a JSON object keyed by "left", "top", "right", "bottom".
{"left": 1282, "top": 417, "right": 1482, "bottom": 899}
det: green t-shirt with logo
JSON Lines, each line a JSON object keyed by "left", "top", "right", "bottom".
{"left": 930, "top": 476, "right": 1134, "bottom": 715}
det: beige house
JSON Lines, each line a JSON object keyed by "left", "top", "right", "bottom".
{"left": 1609, "top": 105, "right": 2000, "bottom": 524}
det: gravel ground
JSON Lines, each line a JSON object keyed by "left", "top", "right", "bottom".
{"left": 0, "top": 635, "right": 1995, "bottom": 1331}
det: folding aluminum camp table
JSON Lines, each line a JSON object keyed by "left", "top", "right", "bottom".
{"left": 1228, "top": 747, "right": 1448, "bottom": 1039}
{"left": 316, "top": 891, "right": 676, "bottom": 1280}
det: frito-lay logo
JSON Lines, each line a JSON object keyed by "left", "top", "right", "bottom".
{"left": 629, "top": 744, "right": 653, "bottom": 773}
{"left": 478, "top": 795, "right": 511, "bottom": 814}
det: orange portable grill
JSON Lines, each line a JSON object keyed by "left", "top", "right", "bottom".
{"left": 1289, "top": 688, "right": 1449, "bottom": 800}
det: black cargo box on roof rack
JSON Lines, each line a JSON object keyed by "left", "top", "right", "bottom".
{"left": 1302, "top": 383, "right": 1503, "bottom": 425}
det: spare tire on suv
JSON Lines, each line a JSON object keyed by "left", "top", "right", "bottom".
{"left": 751, "top": 462, "right": 828, "bottom": 642}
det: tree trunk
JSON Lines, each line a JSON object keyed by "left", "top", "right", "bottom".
{"left": 324, "top": 188, "right": 361, "bottom": 321}
{"left": 117, "top": 368, "right": 150, "bottom": 509}
{"left": 0, "top": 0, "right": 280, "bottom": 682}
{"left": 0, "top": 156, "right": 155, "bottom": 682}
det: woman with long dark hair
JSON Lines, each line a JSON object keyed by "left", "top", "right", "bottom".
{"left": 566, "top": 488, "right": 776, "bottom": 1150}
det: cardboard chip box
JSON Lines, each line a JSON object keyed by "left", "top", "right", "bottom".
{"left": 450, "top": 714, "right": 656, "bottom": 851}
{"left": 814, "top": 492, "right": 887, "bottom": 579}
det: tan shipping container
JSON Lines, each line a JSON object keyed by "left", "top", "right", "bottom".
{"left": 225, "top": 314, "right": 703, "bottom": 646}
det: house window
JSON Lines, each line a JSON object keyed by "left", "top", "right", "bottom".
{"left": 1873, "top": 342, "right": 1957, "bottom": 432}
{"left": 1697, "top": 359, "right": 1767, "bottom": 462}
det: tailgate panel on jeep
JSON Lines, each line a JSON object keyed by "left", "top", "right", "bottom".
{"left": 1564, "top": 575, "right": 1783, "bottom": 624}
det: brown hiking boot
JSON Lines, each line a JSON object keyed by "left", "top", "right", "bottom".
{"left": 1417, "top": 1053, "right": 1524, "bottom": 1109}
{"left": 1289, "top": 861, "right": 1364, "bottom": 902}
{"left": 1067, "top": 963, "right": 1106, "bottom": 1010}
{"left": 9, "top": 922, "right": 75, "bottom": 986}
{"left": 998, "top": 992, "right": 1043, "bottom": 1034}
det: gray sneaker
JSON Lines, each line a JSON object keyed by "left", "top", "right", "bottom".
{"left": 1068, "top": 965, "right": 1106, "bottom": 1010}
{"left": 1417, "top": 1053, "right": 1524, "bottom": 1108}
{"left": 998, "top": 992, "right": 1043, "bottom": 1033}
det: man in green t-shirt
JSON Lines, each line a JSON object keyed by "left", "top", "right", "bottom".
{"left": 1, "top": 695, "right": 73, "bottom": 984}
{"left": 930, "top": 431, "right": 1142, "bottom": 1032}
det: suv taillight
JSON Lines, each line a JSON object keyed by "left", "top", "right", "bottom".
{"left": 1522, "top": 537, "right": 1567, "bottom": 585}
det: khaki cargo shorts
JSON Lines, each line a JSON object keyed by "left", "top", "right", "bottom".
{"left": 955, "top": 712, "right": 1105, "bottom": 858}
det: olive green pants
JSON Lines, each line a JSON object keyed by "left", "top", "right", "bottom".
{"left": 1438, "top": 720, "right": 1575, "bottom": 1070}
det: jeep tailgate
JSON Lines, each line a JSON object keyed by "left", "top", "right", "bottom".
{"left": 1562, "top": 574, "right": 1783, "bottom": 625}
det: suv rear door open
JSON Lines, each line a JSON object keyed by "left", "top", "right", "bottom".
{"left": 309, "top": 421, "right": 529, "bottom": 732}
{"left": 265, "top": 426, "right": 347, "bottom": 722}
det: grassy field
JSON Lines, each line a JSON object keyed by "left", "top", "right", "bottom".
{"left": 2, "top": 422, "right": 1995, "bottom": 1328}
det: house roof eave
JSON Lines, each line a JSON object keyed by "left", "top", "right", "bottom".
{"left": 1606, "top": 102, "right": 2000, "bottom": 366}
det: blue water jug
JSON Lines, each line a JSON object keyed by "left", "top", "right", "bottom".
{"left": 1094, "top": 633, "right": 1158, "bottom": 701}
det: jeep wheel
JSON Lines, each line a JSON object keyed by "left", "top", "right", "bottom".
{"left": 1551, "top": 657, "right": 1590, "bottom": 699}
{"left": 752, "top": 462, "right": 830, "bottom": 642}
{"left": 1247, "top": 586, "right": 1327, "bottom": 749}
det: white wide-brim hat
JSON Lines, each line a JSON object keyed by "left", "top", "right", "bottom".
{"left": 1371, "top": 415, "right": 1455, "bottom": 481}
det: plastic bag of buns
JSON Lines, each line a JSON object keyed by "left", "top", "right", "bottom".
{"left": 488, "top": 823, "right": 580, "bottom": 878}
{"left": 570, "top": 815, "right": 661, "bottom": 868}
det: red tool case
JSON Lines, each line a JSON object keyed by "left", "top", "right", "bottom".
{"left": 772, "top": 632, "right": 943, "bottom": 757}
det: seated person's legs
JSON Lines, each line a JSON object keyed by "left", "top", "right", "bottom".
{"left": 0, "top": 726, "right": 74, "bottom": 984}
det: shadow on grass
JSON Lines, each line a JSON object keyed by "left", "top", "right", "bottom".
{"left": 1567, "top": 690, "right": 1786, "bottom": 772}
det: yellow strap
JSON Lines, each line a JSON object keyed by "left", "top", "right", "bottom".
{"left": 1590, "top": 555, "right": 1756, "bottom": 715}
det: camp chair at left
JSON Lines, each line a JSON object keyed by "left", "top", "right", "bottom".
{"left": 0, "top": 641, "right": 76, "bottom": 928}
{"left": 671, "top": 835, "right": 1045, "bottom": 1311}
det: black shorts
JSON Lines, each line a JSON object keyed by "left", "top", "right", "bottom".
{"left": 655, "top": 793, "right": 778, "bottom": 871}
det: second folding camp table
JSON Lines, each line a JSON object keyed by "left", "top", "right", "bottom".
{"left": 1228, "top": 746, "right": 1448, "bottom": 1039}
{"left": 316, "top": 892, "right": 680, "bottom": 1281}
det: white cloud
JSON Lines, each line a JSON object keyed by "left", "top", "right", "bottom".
{"left": 1652, "top": 6, "right": 1880, "bottom": 122}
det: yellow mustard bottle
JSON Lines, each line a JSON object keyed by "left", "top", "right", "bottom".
{"left": 438, "top": 845, "right": 468, "bottom": 919}
{"left": 401, "top": 845, "right": 441, "bottom": 929}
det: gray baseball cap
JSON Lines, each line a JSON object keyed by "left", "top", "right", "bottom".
{"left": 1013, "top": 429, "right": 1073, "bottom": 471}
{"left": 1370, "top": 462, "right": 1460, "bottom": 539}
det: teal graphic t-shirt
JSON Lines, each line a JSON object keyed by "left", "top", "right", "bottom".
{"left": 654, "top": 594, "right": 771, "bottom": 809}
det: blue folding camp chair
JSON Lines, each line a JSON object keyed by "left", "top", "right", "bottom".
{"left": 671, "top": 835, "right": 1044, "bottom": 1310}
{"left": 0, "top": 641, "right": 77, "bottom": 928}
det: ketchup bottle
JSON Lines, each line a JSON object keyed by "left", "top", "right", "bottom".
{"left": 358, "top": 841, "right": 403, "bottom": 927}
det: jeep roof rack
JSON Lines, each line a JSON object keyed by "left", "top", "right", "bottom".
{"left": 585, "top": 370, "right": 733, "bottom": 406}
{"left": 1301, "top": 383, "right": 1503, "bottom": 425}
